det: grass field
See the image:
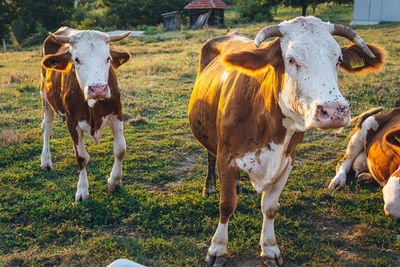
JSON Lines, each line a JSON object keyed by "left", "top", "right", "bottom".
{"left": 1, "top": 3, "right": 400, "bottom": 266}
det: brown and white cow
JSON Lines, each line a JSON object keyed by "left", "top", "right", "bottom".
{"left": 188, "top": 16, "right": 384, "bottom": 266}
{"left": 40, "top": 27, "right": 131, "bottom": 201}
{"left": 329, "top": 107, "right": 400, "bottom": 218}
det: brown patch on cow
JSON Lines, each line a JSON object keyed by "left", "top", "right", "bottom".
{"left": 340, "top": 43, "right": 385, "bottom": 74}
{"left": 365, "top": 108, "right": 400, "bottom": 186}
{"left": 110, "top": 49, "right": 131, "bottom": 69}
{"left": 286, "top": 131, "right": 305, "bottom": 160}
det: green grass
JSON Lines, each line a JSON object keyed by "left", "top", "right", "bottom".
{"left": 1, "top": 3, "right": 400, "bottom": 266}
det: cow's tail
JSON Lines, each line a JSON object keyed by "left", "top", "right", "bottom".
{"left": 350, "top": 107, "right": 384, "bottom": 126}
{"left": 346, "top": 107, "right": 384, "bottom": 138}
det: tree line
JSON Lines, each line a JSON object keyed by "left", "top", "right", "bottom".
{"left": 0, "top": 0, "right": 352, "bottom": 48}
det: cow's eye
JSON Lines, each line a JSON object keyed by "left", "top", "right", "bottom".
{"left": 106, "top": 57, "right": 111, "bottom": 63}
{"left": 74, "top": 58, "right": 81, "bottom": 64}
{"left": 288, "top": 57, "right": 296, "bottom": 64}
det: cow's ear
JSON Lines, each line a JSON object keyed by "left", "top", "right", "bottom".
{"left": 340, "top": 44, "right": 385, "bottom": 74}
{"left": 385, "top": 129, "right": 400, "bottom": 149}
{"left": 41, "top": 50, "right": 71, "bottom": 71}
{"left": 223, "top": 39, "right": 283, "bottom": 74}
{"left": 110, "top": 49, "right": 131, "bottom": 69}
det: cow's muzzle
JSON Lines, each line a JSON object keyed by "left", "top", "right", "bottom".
{"left": 306, "top": 102, "right": 350, "bottom": 129}
{"left": 87, "top": 84, "right": 110, "bottom": 100}
{"left": 315, "top": 104, "right": 350, "bottom": 129}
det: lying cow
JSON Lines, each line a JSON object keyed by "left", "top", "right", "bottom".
{"left": 40, "top": 27, "right": 131, "bottom": 201}
{"left": 188, "top": 16, "right": 384, "bottom": 266}
{"left": 329, "top": 107, "right": 400, "bottom": 218}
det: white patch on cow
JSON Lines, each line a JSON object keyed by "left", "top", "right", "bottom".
{"left": 329, "top": 116, "right": 379, "bottom": 190}
{"left": 75, "top": 126, "right": 90, "bottom": 201}
{"left": 78, "top": 115, "right": 110, "bottom": 144}
{"left": 67, "top": 31, "right": 112, "bottom": 100}
{"left": 207, "top": 222, "right": 228, "bottom": 257}
{"left": 235, "top": 133, "right": 293, "bottom": 193}
{"left": 76, "top": 167, "right": 89, "bottom": 201}
{"left": 259, "top": 161, "right": 291, "bottom": 260}
{"left": 108, "top": 116, "right": 126, "bottom": 189}
{"left": 383, "top": 172, "right": 400, "bottom": 218}
{"left": 220, "top": 70, "right": 229, "bottom": 84}
{"left": 87, "top": 99, "right": 97, "bottom": 108}
{"left": 278, "top": 17, "right": 349, "bottom": 129}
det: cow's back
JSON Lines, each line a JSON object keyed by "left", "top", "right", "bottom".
{"left": 366, "top": 108, "right": 400, "bottom": 185}
{"left": 188, "top": 33, "right": 255, "bottom": 155}
{"left": 188, "top": 33, "right": 285, "bottom": 156}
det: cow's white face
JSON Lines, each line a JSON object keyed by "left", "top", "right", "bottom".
{"left": 278, "top": 17, "right": 350, "bottom": 130}
{"left": 68, "top": 31, "right": 112, "bottom": 105}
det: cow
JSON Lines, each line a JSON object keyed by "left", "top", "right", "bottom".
{"left": 188, "top": 16, "right": 384, "bottom": 266}
{"left": 329, "top": 107, "right": 400, "bottom": 218}
{"left": 40, "top": 27, "right": 131, "bottom": 201}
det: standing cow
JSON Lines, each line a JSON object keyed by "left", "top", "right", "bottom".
{"left": 188, "top": 16, "right": 384, "bottom": 266}
{"left": 40, "top": 27, "right": 131, "bottom": 201}
{"left": 329, "top": 107, "right": 400, "bottom": 218}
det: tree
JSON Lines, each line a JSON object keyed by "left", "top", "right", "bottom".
{"left": 284, "top": 0, "right": 327, "bottom": 16}
{"left": 236, "top": 0, "right": 274, "bottom": 23}
{"left": 0, "top": 0, "right": 17, "bottom": 43}
{"left": 11, "top": 0, "right": 75, "bottom": 45}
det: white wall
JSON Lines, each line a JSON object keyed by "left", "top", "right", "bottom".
{"left": 352, "top": 0, "right": 400, "bottom": 25}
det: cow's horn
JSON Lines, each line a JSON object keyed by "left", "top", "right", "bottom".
{"left": 50, "top": 33, "right": 70, "bottom": 43}
{"left": 332, "top": 24, "right": 375, "bottom": 58}
{"left": 108, "top": 31, "right": 131, "bottom": 42}
{"left": 254, "top": 25, "right": 282, "bottom": 47}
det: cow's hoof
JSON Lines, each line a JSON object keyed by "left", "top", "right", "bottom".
{"left": 75, "top": 191, "right": 89, "bottom": 202}
{"left": 262, "top": 255, "right": 284, "bottom": 267}
{"left": 357, "top": 173, "right": 374, "bottom": 184}
{"left": 328, "top": 173, "right": 346, "bottom": 190}
{"left": 205, "top": 255, "right": 227, "bottom": 267}
{"left": 41, "top": 163, "right": 53, "bottom": 171}
{"left": 203, "top": 188, "right": 217, "bottom": 198}
{"left": 108, "top": 181, "right": 121, "bottom": 192}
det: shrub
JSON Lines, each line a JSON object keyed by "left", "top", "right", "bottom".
{"left": 236, "top": 0, "right": 274, "bottom": 23}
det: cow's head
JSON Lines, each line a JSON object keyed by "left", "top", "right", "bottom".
{"left": 42, "top": 30, "right": 131, "bottom": 107}
{"left": 224, "top": 16, "right": 384, "bottom": 130}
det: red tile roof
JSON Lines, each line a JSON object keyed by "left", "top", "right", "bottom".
{"left": 184, "top": 0, "right": 230, "bottom": 10}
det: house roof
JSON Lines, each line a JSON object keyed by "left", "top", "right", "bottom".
{"left": 184, "top": 0, "right": 230, "bottom": 10}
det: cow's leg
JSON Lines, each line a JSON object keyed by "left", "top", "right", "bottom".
{"left": 206, "top": 155, "right": 238, "bottom": 266}
{"left": 203, "top": 152, "right": 242, "bottom": 197}
{"left": 67, "top": 121, "right": 90, "bottom": 201}
{"left": 260, "top": 164, "right": 291, "bottom": 267}
{"left": 203, "top": 152, "right": 217, "bottom": 197}
{"left": 40, "top": 84, "right": 55, "bottom": 171}
{"left": 352, "top": 151, "right": 368, "bottom": 177}
{"left": 329, "top": 116, "right": 379, "bottom": 190}
{"left": 383, "top": 167, "right": 400, "bottom": 218}
{"left": 329, "top": 133, "right": 366, "bottom": 189}
{"left": 108, "top": 116, "right": 126, "bottom": 192}
{"left": 352, "top": 152, "right": 374, "bottom": 184}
